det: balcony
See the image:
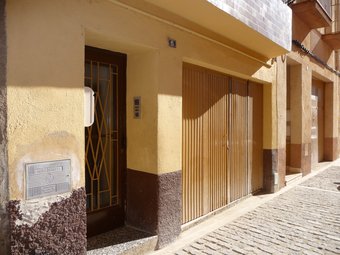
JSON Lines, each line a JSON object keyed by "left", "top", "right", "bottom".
{"left": 322, "top": 32, "right": 340, "bottom": 49}
{"left": 117, "top": 0, "right": 292, "bottom": 60}
{"left": 291, "top": 0, "right": 332, "bottom": 29}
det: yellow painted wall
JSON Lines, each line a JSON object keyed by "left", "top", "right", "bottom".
{"left": 289, "top": 64, "right": 312, "bottom": 145}
{"left": 7, "top": 0, "right": 284, "bottom": 200}
{"left": 263, "top": 83, "right": 275, "bottom": 149}
{"left": 83, "top": 0, "right": 277, "bottom": 173}
{"left": 325, "top": 79, "right": 339, "bottom": 138}
{"left": 158, "top": 51, "right": 182, "bottom": 173}
{"left": 7, "top": 0, "right": 84, "bottom": 200}
{"left": 127, "top": 51, "right": 159, "bottom": 173}
{"left": 262, "top": 58, "right": 287, "bottom": 150}
{"left": 276, "top": 58, "right": 288, "bottom": 149}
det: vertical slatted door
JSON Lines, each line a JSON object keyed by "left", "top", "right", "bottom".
{"left": 182, "top": 64, "right": 204, "bottom": 224}
{"left": 228, "top": 78, "right": 248, "bottom": 202}
{"left": 182, "top": 64, "right": 228, "bottom": 224}
{"left": 248, "top": 82, "right": 263, "bottom": 193}
{"left": 182, "top": 64, "right": 264, "bottom": 224}
{"left": 205, "top": 71, "right": 228, "bottom": 214}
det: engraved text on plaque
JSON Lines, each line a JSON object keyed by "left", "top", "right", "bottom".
{"left": 25, "top": 159, "right": 71, "bottom": 200}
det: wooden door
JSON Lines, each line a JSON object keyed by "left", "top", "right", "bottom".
{"left": 182, "top": 64, "right": 228, "bottom": 223}
{"left": 228, "top": 78, "right": 248, "bottom": 202}
{"left": 311, "top": 90, "right": 318, "bottom": 166}
{"left": 85, "top": 46, "right": 127, "bottom": 236}
{"left": 182, "top": 64, "right": 263, "bottom": 224}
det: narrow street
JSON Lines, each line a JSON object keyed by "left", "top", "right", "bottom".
{"left": 153, "top": 164, "right": 340, "bottom": 255}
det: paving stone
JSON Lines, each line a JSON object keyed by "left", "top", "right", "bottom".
{"left": 189, "top": 242, "right": 205, "bottom": 251}
{"left": 173, "top": 167, "right": 340, "bottom": 254}
{"left": 182, "top": 246, "right": 202, "bottom": 255}
{"left": 300, "top": 166, "right": 340, "bottom": 192}
{"left": 175, "top": 251, "right": 192, "bottom": 255}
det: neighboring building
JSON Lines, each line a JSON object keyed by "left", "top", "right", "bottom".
{"left": 0, "top": 0, "right": 337, "bottom": 254}
{"left": 285, "top": 0, "right": 340, "bottom": 179}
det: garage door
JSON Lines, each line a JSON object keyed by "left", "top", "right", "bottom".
{"left": 182, "top": 63, "right": 263, "bottom": 224}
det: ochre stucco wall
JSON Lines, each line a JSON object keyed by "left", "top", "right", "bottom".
{"left": 7, "top": 0, "right": 284, "bottom": 200}
{"left": 284, "top": 8, "right": 340, "bottom": 169}
{"left": 127, "top": 51, "right": 159, "bottom": 173}
{"left": 263, "top": 58, "right": 287, "bottom": 150}
{"left": 289, "top": 64, "right": 312, "bottom": 145}
{"left": 287, "top": 11, "right": 339, "bottom": 147}
{"left": 325, "top": 80, "right": 339, "bottom": 138}
{"left": 7, "top": 1, "right": 84, "bottom": 200}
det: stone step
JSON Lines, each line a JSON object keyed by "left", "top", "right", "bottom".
{"left": 87, "top": 226, "right": 157, "bottom": 255}
{"left": 285, "top": 172, "right": 302, "bottom": 186}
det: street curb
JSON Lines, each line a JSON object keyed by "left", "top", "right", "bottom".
{"left": 150, "top": 160, "right": 338, "bottom": 255}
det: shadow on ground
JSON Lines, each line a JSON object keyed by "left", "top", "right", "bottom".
{"left": 87, "top": 226, "right": 153, "bottom": 251}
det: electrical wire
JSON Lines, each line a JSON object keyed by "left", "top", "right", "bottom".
{"left": 292, "top": 39, "right": 340, "bottom": 77}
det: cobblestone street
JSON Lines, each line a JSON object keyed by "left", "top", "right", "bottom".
{"left": 171, "top": 166, "right": 340, "bottom": 255}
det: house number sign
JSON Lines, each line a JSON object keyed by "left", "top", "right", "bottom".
{"left": 25, "top": 159, "right": 71, "bottom": 200}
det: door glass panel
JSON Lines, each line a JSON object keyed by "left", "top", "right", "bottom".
{"left": 85, "top": 78, "right": 91, "bottom": 87}
{"left": 92, "top": 63, "right": 98, "bottom": 87}
{"left": 92, "top": 180, "right": 98, "bottom": 210}
{"left": 111, "top": 140, "right": 118, "bottom": 198}
{"left": 100, "top": 191, "right": 110, "bottom": 208}
{"left": 99, "top": 63, "right": 110, "bottom": 80}
{"left": 112, "top": 65, "right": 117, "bottom": 74}
{"left": 85, "top": 61, "right": 91, "bottom": 78}
{"left": 112, "top": 73, "right": 118, "bottom": 131}
{"left": 85, "top": 60, "right": 119, "bottom": 212}
{"left": 99, "top": 160, "right": 109, "bottom": 191}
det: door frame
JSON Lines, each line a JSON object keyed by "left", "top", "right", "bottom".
{"left": 311, "top": 80, "right": 325, "bottom": 166}
{"left": 85, "top": 46, "right": 127, "bottom": 237}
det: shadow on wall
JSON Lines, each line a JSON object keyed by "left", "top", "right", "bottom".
{"left": 292, "top": 14, "right": 310, "bottom": 44}
{"left": 310, "top": 37, "right": 333, "bottom": 66}
{"left": 291, "top": 11, "right": 333, "bottom": 67}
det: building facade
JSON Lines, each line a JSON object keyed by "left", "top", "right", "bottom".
{"left": 285, "top": 0, "right": 340, "bottom": 178}
{"left": 0, "top": 0, "right": 338, "bottom": 254}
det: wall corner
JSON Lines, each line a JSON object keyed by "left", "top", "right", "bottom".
{"left": 0, "top": 0, "right": 9, "bottom": 253}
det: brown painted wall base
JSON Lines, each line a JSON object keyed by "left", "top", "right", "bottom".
{"left": 7, "top": 188, "right": 86, "bottom": 255}
{"left": 126, "top": 169, "right": 158, "bottom": 234}
{"left": 324, "top": 137, "right": 338, "bottom": 161}
{"left": 290, "top": 143, "right": 311, "bottom": 176}
{"left": 126, "top": 169, "right": 181, "bottom": 248}
{"left": 263, "top": 148, "right": 286, "bottom": 193}
{"left": 157, "top": 171, "right": 181, "bottom": 248}
{"left": 277, "top": 148, "right": 286, "bottom": 189}
{"left": 263, "top": 149, "right": 278, "bottom": 193}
